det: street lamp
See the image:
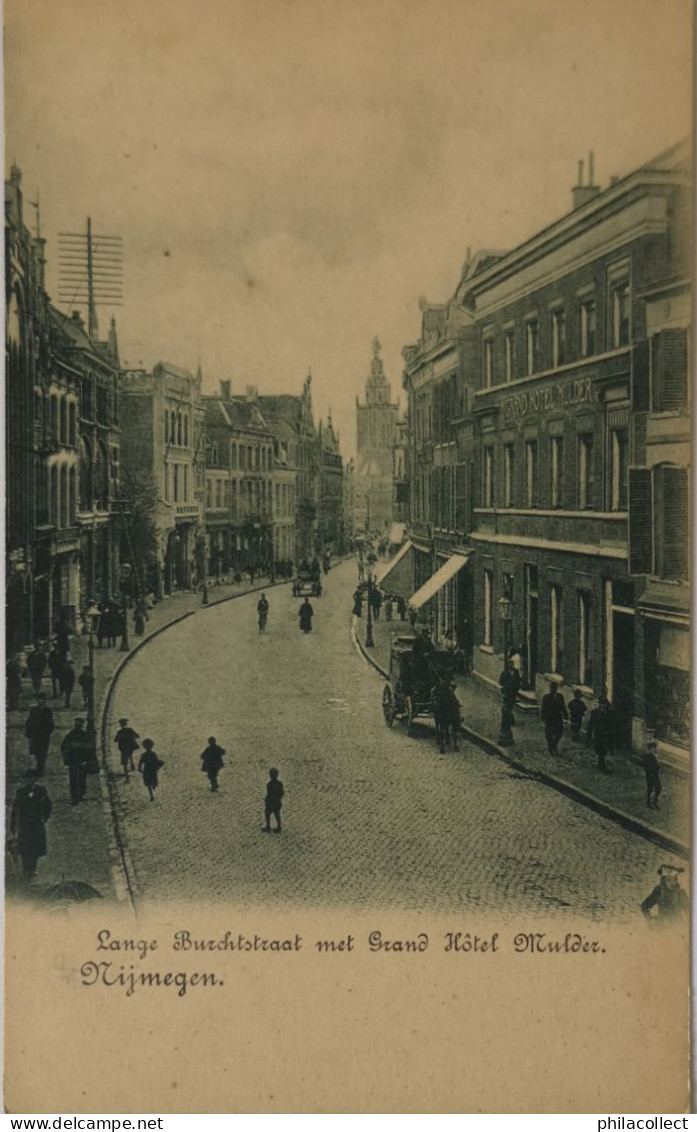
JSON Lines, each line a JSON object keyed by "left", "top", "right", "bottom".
{"left": 365, "top": 572, "right": 375, "bottom": 649}
{"left": 497, "top": 595, "right": 515, "bottom": 746}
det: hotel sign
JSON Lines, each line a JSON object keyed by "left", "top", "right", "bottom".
{"left": 501, "top": 377, "right": 595, "bottom": 424}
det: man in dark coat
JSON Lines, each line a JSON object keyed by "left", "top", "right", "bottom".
{"left": 540, "top": 680, "right": 568, "bottom": 756}
{"left": 114, "top": 717, "right": 140, "bottom": 780}
{"left": 55, "top": 617, "right": 71, "bottom": 660}
{"left": 61, "top": 718, "right": 91, "bottom": 804}
{"left": 10, "top": 770, "right": 53, "bottom": 879}
{"left": 6, "top": 655, "right": 22, "bottom": 711}
{"left": 24, "top": 693, "right": 55, "bottom": 777}
{"left": 586, "top": 696, "right": 615, "bottom": 773}
{"left": 262, "top": 767, "right": 284, "bottom": 833}
{"left": 299, "top": 598, "right": 314, "bottom": 633}
{"left": 26, "top": 644, "right": 47, "bottom": 695}
{"left": 47, "top": 644, "right": 63, "bottom": 698}
{"left": 200, "top": 736, "right": 225, "bottom": 792}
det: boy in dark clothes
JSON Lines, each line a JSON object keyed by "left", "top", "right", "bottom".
{"left": 262, "top": 767, "right": 284, "bottom": 833}
{"left": 643, "top": 738, "right": 662, "bottom": 809}
{"left": 568, "top": 689, "right": 587, "bottom": 743}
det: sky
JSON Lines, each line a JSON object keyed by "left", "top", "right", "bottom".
{"left": 5, "top": 0, "right": 692, "bottom": 456}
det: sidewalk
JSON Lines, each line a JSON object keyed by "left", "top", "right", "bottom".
{"left": 353, "top": 612, "right": 688, "bottom": 858}
{"left": 5, "top": 572, "right": 287, "bottom": 904}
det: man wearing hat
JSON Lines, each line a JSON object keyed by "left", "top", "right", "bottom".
{"left": 114, "top": 718, "right": 140, "bottom": 780}
{"left": 10, "top": 770, "right": 53, "bottom": 880}
{"left": 24, "top": 693, "right": 55, "bottom": 777}
{"left": 540, "top": 680, "right": 568, "bottom": 756}
{"left": 586, "top": 696, "right": 616, "bottom": 774}
{"left": 60, "top": 718, "right": 91, "bottom": 804}
{"left": 641, "top": 865, "right": 688, "bottom": 923}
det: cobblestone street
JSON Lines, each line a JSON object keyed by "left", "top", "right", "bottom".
{"left": 106, "top": 560, "right": 674, "bottom": 920}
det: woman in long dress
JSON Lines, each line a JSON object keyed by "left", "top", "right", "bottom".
{"left": 298, "top": 598, "right": 314, "bottom": 634}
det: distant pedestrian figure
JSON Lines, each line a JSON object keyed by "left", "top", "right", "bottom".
{"left": 62, "top": 655, "right": 76, "bottom": 708}
{"left": 48, "top": 645, "right": 63, "bottom": 698}
{"left": 586, "top": 696, "right": 615, "bottom": 774}
{"left": 643, "top": 738, "right": 662, "bottom": 809}
{"left": 299, "top": 598, "right": 314, "bottom": 633}
{"left": 352, "top": 589, "right": 363, "bottom": 617}
{"left": 61, "top": 718, "right": 91, "bottom": 805}
{"left": 10, "top": 771, "right": 52, "bottom": 880}
{"left": 262, "top": 767, "right": 284, "bottom": 833}
{"left": 27, "top": 644, "right": 47, "bottom": 695}
{"left": 641, "top": 864, "right": 688, "bottom": 924}
{"left": 24, "top": 693, "right": 55, "bottom": 777}
{"left": 200, "top": 737, "right": 225, "bottom": 792}
{"left": 540, "top": 681, "right": 567, "bottom": 756}
{"left": 138, "top": 739, "right": 163, "bottom": 801}
{"left": 133, "top": 607, "right": 146, "bottom": 636}
{"left": 568, "top": 689, "right": 587, "bottom": 743}
{"left": 114, "top": 718, "right": 140, "bottom": 780}
{"left": 6, "top": 655, "right": 22, "bottom": 711}
{"left": 78, "top": 664, "right": 94, "bottom": 711}
{"left": 55, "top": 617, "right": 71, "bottom": 660}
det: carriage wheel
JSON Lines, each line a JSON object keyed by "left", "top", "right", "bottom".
{"left": 405, "top": 697, "right": 415, "bottom": 734}
{"left": 382, "top": 685, "right": 395, "bottom": 727}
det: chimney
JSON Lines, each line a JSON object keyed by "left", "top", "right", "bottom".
{"left": 571, "top": 151, "right": 602, "bottom": 210}
{"left": 220, "top": 380, "right": 231, "bottom": 400}
{"left": 245, "top": 384, "right": 258, "bottom": 403}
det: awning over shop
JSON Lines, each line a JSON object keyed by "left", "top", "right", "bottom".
{"left": 408, "top": 553, "right": 470, "bottom": 611}
{"left": 374, "top": 539, "right": 414, "bottom": 599}
{"left": 388, "top": 522, "right": 406, "bottom": 545}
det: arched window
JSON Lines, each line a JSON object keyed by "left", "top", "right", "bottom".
{"left": 69, "top": 466, "right": 77, "bottom": 524}
{"left": 50, "top": 464, "right": 60, "bottom": 526}
{"left": 60, "top": 464, "right": 69, "bottom": 527}
{"left": 50, "top": 395, "right": 59, "bottom": 446}
{"left": 170, "top": 411, "right": 177, "bottom": 445}
{"left": 177, "top": 414, "right": 183, "bottom": 447}
{"left": 68, "top": 401, "right": 77, "bottom": 446}
{"left": 184, "top": 414, "right": 189, "bottom": 447}
{"left": 231, "top": 442, "right": 237, "bottom": 469}
{"left": 59, "top": 397, "right": 68, "bottom": 445}
{"left": 79, "top": 438, "right": 92, "bottom": 510}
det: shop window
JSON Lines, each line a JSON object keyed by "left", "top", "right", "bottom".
{"left": 578, "top": 591, "right": 593, "bottom": 686}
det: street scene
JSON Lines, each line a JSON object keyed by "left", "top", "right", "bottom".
{"left": 103, "top": 559, "right": 682, "bottom": 917}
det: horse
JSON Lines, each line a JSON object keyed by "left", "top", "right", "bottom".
{"left": 431, "top": 681, "right": 462, "bottom": 754}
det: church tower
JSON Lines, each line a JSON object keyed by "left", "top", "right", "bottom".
{"left": 355, "top": 337, "right": 398, "bottom": 534}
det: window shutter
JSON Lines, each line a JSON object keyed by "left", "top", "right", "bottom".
{"left": 659, "top": 329, "right": 688, "bottom": 411}
{"left": 661, "top": 466, "right": 688, "bottom": 580}
{"left": 632, "top": 340, "right": 650, "bottom": 411}
{"left": 628, "top": 468, "right": 653, "bottom": 575}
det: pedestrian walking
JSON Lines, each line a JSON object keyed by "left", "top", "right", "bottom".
{"left": 138, "top": 739, "right": 163, "bottom": 801}
{"left": 200, "top": 737, "right": 225, "bottom": 792}
{"left": 298, "top": 597, "right": 314, "bottom": 633}
{"left": 26, "top": 643, "right": 47, "bottom": 695}
{"left": 114, "top": 718, "right": 140, "bottom": 780}
{"left": 643, "top": 738, "right": 662, "bottom": 809}
{"left": 257, "top": 593, "right": 269, "bottom": 633}
{"left": 78, "top": 664, "right": 94, "bottom": 712}
{"left": 586, "top": 696, "right": 615, "bottom": 773}
{"left": 62, "top": 655, "right": 76, "bottom": 708}
{"left": 47, "top": 644, "right": 63, "bottom": 698}
{"left": 133, "top": 606, "right": 146, "bottom": 636}
{"left": 352, "top": 588, "right": 363, "bottom": 617}
{"left": 568, "top": 689, "right": 587, "bottom": 743}
{"left": 498, "top": 659, "right": 521, "bottom": 746}
{"left": 24, "top": 693, "right": 55, "bottom": 777}
{"left": 262, "top": 767, "right": 284, "bottom": 833}
{"left": 540, "top": 680, "right": 568, "bottom": 756}
{"left": 61, "top": 718, "right": 91, "bottom": 805}
{"left": 55, "top": 617, "right": 71, "bottom": 660}
{"left": 10, "top": 770, "right": 52, "bottom": 880}
{"left": 6, "top": 655, "right": 23, "bottom": 711}
{"left": 641, "top": 865, "right": 688, "bottom": 924}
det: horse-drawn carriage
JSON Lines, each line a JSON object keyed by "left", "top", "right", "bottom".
{"left": 292, "top": 565, "right": 322, "bottom": 598}
{"left": 381, "top": 635, "right": 462, "bottom": 752}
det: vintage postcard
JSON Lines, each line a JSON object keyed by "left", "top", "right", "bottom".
{"left": 4, "top": 0, "right": 691, "bottom": 1115}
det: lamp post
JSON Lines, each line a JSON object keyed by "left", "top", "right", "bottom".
{"left": 365, "top": 572, "right": 375, "bottom": 648}
{"left": 497, "top": 594, "right": 515, "bottom": 746}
